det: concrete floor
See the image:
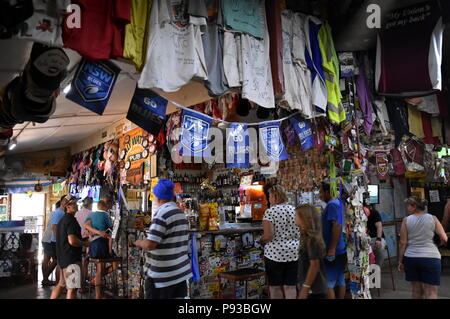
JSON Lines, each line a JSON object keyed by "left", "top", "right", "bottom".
{"left": 0, "top": 262, "right": 449, "bottom": 299}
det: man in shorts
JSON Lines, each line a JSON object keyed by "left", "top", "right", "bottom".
{"left": 41, "top": 201, "right": 60, "bottom": 286}
{"left": 320, "top": 181, "right": 347, "bottom": 299}
{"left": 50, "top": 196, "right": 90, "bottom": 299}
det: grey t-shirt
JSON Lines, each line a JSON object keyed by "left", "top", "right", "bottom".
{"left": 298, "top": 239, "right": 327, "bottom": 295}
{"left": 200, "top": 0, "right": 229, "bottom": 97}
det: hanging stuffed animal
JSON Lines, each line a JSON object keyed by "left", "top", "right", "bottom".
{"left": 103, "top": 139, "right": 119, "bottom": 185}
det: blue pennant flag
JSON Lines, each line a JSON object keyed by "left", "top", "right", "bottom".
{"left": 259, "top": 122, "right": 289, "bottom": 162}
{"left": 226, "top": 123, "right": 250, "bottom": 168}
{"left": 180, "top": 109, "right": 213, "bottom": 157}
{"left": 289, "top": 116, "right": 314, "bottom": 151}
{"left": 127, "top": 87, "right": 168, "bottom": 136}
{"left": 67, "top": 59, "right": 120, "bottom": 115}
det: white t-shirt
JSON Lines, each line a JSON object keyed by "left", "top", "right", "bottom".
{"left": 17, "top": 0, "right": 70, "bottom": 47}
{"left": 279, "top": 10, "right": 313, "bottom": 118}
{"left": 138, "top": 0, "right": 208, "bottom": 92}
{"left": 223, "top": 31, "right": 241, "bottom": 88}
{"left": 239, "top": 5, "right": 275, "bottom": 109}
{"left": 263, "top": 204, "right": 300, "bottom": 262}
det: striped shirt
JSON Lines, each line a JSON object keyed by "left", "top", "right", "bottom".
{"left": 144, "top": 202, "right": 192, "bottom": 288}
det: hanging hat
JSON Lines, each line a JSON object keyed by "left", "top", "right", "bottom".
{"left": 256, "top": 106, "right": 270, "bottom": 119}
{"left": 236, "top": 98, "right": 250, "bottom": 117}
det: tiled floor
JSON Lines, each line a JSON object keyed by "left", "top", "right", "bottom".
{"left": 0, "top": 262, "right": 449, "bottom": 299}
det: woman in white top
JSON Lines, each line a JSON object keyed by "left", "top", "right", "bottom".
{"left": 261, "top": 185, "right": 300, "bottom": 299}
{"left": 398, "top": 196, "right": 448, "bottom": 299}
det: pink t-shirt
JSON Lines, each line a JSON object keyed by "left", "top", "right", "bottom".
{"left": 75, "top": 208, "right": 92, "bottom": 238}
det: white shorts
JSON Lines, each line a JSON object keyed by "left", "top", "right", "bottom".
{"left": 58, "top": 264, "right": 81, "bottom": 289}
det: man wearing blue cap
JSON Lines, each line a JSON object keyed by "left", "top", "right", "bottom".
{"left": 134, "top": 179, "right": 192, "bottom": 299}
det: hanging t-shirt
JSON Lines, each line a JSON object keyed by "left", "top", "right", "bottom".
{"left": 201, "top": 0, "right": 229, "bottom": 97}
{"left": 304, "top": 16, "right": 327, "bottom": 112}
{"left": 222, "top": 31, "right": 241, "bottom": 87}
{"left": 356, "top": 64, "right": 374, "bottom": 135}
{"left": 386, "top": 97, "right": 409, "bottom": 146}
{"left": 124, "top": 0, "right": 152, "bottom": 71}
{"left": 407, "top": 104, "right": 425, "bottom": 138}
{"left": 266, "top": 0, "right": 284, "bottom": 96}
{"left": 222, "top": 0, "right": 265, "bottom": 39}
{"left": 318, "top": 22, "right": 345, "bottom": 124}
{"left": 373, "top": 98, "right": 390, "bottom": 136}
{"left": 138, "top": 0, "right": 208, "bottom": 92}
{"left": 421, "top": 112, "right": 439, "bottom": 145}
{"left": 279, "top": 10, "right": 313, "bottom": 118}
{"left": 63, "top": 0, "right": 131, "bottom": 60}
{"left": 18, "top": 0, "right": 70, "bottom": 46}
{"left": 375, "top": 1, "right": 444, "bottom": 96}
{"left": 240, "top": 5, "right": 275, "bottom": 109}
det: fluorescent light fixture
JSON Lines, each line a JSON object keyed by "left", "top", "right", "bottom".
{"left": 8, "top": 138, "right": 17, "bottom": 150}
{"left": 63, "top": 83, "right": 71, "bottom": 94}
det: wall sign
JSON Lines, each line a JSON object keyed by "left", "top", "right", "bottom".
{"left": 119, "top": 127, "right": 152, "bottom": 185}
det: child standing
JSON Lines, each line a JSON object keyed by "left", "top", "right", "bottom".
{"left": 295, "top": 204, "right": 328, "bottom": 299}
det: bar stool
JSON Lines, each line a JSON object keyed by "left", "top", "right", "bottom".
{"left": 86, "top": 257, "right": 125, "bottom": 299}
{"left": 218, "top": 268, "right": 266, "bottom": 299}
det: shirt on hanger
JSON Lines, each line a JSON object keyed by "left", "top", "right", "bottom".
{"left": 318, "top": 22, "right": 345, "bottom": 124}
{"left": 305, "top": 16, "right": 327, "bottom": 112}
{"left": 279, "top": 10, "right": 313, "bottom": 118}
{"left": 222, "top": 31, "right": 241, "bottom": 87}
{"left": 63, "top": 0, "right": 131, "bottom": 60}
{"left": 201, "top": 0, "right": 229, "bottom": 97}
{"left": 375, "top": 1, "right": 443, "bottom": 96}
{"left": 239, "top": 5, "right": 275, "bottom": 109}
{"left": 124, "top": 0, "right": 152, "bottom": 71}
{"left": 18, "top": 0, "right": 71, "bottom": 46}
{"left": 407, "top": 104, "right": 425, "bottom": 138}
{"left": 138, "top": 0, "right": 208, "bottom": 92}
{"left": 222, "top": 0, "right": 265, "bottom": 39}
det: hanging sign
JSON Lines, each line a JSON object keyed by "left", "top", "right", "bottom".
{"left": 375, "top": 151, "right": 389, "bottom": 181}
{"left": 289, "top": 116, "right": 314, "bottom": 151}
{"left": 180, "top": 109, "right": 213, "bottom": 157}
{"left": 67, "top": 59, "right": 120, "bottom": 115}
{"left": 226, "top": 123, "right": 250, "bottom": 168}
{"left": 259, "top": 122, "right": 289, "bottom": 162}
{"left": 126, "top": 87, "right": 168, "bottom": 136}
{"left": 119, "top": 127, "right": 151, "bottom": 185}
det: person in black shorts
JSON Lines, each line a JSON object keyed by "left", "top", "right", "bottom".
{"left": 260, "top": 185, "right": 300, "bottom": 299}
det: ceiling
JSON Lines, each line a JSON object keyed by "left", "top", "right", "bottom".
{"left": 0, "top": 0, "right": 448, "bottom": 155}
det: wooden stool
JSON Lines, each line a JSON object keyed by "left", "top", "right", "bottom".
{"left": 218, "top": 268, "right": 266, "bottom": 299}
{"left": 86, "top": 257, "right": 125, "bottom": 299}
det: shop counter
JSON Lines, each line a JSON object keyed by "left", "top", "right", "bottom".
{"left": 189, "top": 223, "right": 266, "bottom": 299}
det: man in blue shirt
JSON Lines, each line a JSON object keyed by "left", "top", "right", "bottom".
{"left": 320, "top": 182, "right": 347, "bottom": 299}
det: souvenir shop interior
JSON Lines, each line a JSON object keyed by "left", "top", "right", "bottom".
{"left": 0, "top": 0, "right": 449, "bottom": 299}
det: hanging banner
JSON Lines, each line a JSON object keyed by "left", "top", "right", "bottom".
{"left": 126, "top": 87, "right": 168, "bottom": 136}
{"left": 289, "top": 116, "right": 314, "bottom": 151}
{"left": 375, "top": 151, "right": 389, "bottom": 181}
{"left": 67, "top": 59, "right": 120, "bottom": 115}
{"left": 180, "top": 109, "right": 213, "bottom": 157}
{"left": 226, "top": 123, "right": 250, "bottom": 168}
{"left": 119, "top": 127, "right": 151, "bottom": 186}
{"left": 259, "top": 122, "right": 289, "bottom": 162}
